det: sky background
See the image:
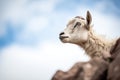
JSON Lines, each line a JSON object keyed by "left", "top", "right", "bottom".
{"left": 0, "top": 0, "right": 120, "bottom": 80}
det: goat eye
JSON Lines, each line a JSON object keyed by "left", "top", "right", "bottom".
{"left": 73, "top": 22, "right": 81, "bottom": 29}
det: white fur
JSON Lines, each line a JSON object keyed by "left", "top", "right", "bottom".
{"left": 59, "top": 11, "right": 117, "bottom": 59}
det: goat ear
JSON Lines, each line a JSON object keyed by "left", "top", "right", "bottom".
{"left": 86, "top": 11, "right": 92, "bottom": 30}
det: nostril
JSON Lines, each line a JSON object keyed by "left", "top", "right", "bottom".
{"left": 60, "top": 32, "right": 65, "bottom": 36}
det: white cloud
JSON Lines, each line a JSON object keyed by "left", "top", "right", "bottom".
{"left": 2, "top": 0, "right": 27, "bottom": 24}
{"left": 25, "top": 16, "right": 49, "bottom": 33}
{"left": 27, "top": 0, "right": 58, "bottom": 13}
{"left": 92, "top": 12, "right": 120, "bottom": 38}
{"left": 1, "top": 0, "right": 59, "bottom": 37}
{"left": 0, "top": 41, "right": 89, "bottom": 80}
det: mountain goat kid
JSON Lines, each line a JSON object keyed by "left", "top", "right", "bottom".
{"left": 59, "top": 11, "right": 117, "bottom": 60}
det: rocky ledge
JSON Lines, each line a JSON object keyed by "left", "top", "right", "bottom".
{"left": 52, "top": 38, "right": 120, "bottom": 80}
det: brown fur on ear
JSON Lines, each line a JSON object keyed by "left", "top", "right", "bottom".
{"left": 86, "top": 11, "right": 92, "bottom": 30}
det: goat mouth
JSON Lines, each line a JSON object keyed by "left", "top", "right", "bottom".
{"left": 59, "top": 36, "right": 69, "bottom": 40}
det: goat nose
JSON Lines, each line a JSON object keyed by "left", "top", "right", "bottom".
{"left": 59, "top": 32, "right": 65, "bottom": 36}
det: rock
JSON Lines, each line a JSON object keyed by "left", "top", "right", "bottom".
{"left": 52, "top": 62, "right": 85, "bottom": 80}
{"left": 52, "top": 58, "right": 108, "bottom": 80}
{"left": 52, "top": 38, "right": 120, "bottom": 80}
{"left": 108, "top": 38, "right": 120, "bottom": 80}
{"left": 108, "top": 54, "right": 120, "bottom": 80}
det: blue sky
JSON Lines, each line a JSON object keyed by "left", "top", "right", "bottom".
{"left": 0, "top": 0, "right": 120, "bottom": 48}
{"left": 0, "top": 0, "right": 120, "bottom": 80}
